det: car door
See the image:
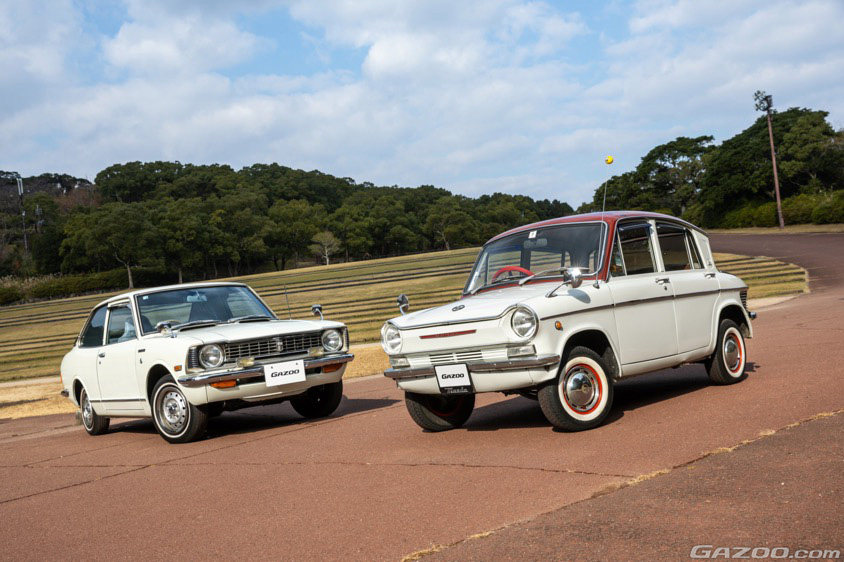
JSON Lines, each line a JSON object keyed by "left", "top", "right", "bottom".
{"left": 607, "top": 221, "right": 679, "bottom": 365}
{"left": 655, "top": 222, "right": 720, "bottom": 354}
{"left": 70, "top": 305, "right": 108, "bottom": 402}
{"left": 97, "top": 302, "right": 144, "bottom": 412}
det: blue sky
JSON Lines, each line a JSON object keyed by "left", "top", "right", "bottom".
{"left": 1, "top": 0, "right": 842, "bottom": 205}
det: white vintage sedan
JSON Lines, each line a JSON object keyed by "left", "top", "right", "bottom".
{"left": 382, "top": 211, "right": 755, "bottom": 432}
{"left": 60, "top": 282, "right": 353, "bottom": 443}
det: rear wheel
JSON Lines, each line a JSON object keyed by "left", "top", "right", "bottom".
{"left": 405, "top": 392, "right": 475, "bottom": 432}
{"left": 290, "top": 381, "right": 343, "bottom": 418}
{"left": 539, "top": 346, "right": 614, "bottom": 431}
{"left": 151, "top": 376, "right": 208, "bottom": 444}
{"left": 706, "top": 319, "right": 748, "bottom": 385}
{"left": 80, "top": 387, "right": 110, "bottom": 436}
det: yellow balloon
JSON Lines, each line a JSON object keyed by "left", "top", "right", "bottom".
{"left": 605, "top": 155, "right": 614, "bottom": 165}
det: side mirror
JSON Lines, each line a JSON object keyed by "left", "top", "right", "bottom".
{"left": 397, "top": 294, "right": 409, "bottom": 315}
{"left": 567, "top": 268, "right": 583, "bottom": 289}
{"left": 155, "top": 320, "right": 176, "bottom": 338}
{"left": 311, "top": 304, "right": 324, "bottom": 321}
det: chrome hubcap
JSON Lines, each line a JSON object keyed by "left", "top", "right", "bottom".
{"left": 158, "top": 389, "right": 187, "bottom": 434}
{"left": 82, "top": 394, "right": 93, "bottom": 428}
{"left": 724, "top": 335, "right": 741, "bottom": 371}
{"left": 564, "top": 368, "right": 598, "bottom": 412}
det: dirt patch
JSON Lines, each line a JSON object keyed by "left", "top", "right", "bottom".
{"left": 0, "top": 381, "right": 76, "bottom": 419}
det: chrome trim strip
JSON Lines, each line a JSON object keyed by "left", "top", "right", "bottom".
{"left": 541, "top": 303, "right": 614, "bottom": 321}
{"left": 384, "top": 354, "right": 560, "bottom": 379}
{"left": 90, "top": 397, "right": 145, "bottom": 403}
{"left": 177, "top": 353, "right": 354, "bottom": 387}
{"left": 394, "top": 305, "right": 516, "bottom": 331}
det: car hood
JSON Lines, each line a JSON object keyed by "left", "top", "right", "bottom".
{"left": 389, "top": 283, "right": 555, "bottom": 329}
{"left": 172, "top": 319, "right": 341, "bottom": 344}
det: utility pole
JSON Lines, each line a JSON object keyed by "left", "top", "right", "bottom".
{"left": 15, "top": 175, "right": 29, "bottom": 253}
{"left": 754, "top": 91, "right": 785, "bottom": 228}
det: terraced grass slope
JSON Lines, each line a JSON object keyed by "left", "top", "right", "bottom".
{"left": 0, "top": 249, "right": 806, "bottom": 382}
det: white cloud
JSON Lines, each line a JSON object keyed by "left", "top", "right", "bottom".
{"left": 1, "top": 0, "right": 842, "bottom": 209}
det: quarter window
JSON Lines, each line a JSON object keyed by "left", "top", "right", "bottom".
{"left": 106, "top": 306, "right": 137, "bottom": 344}
{"left": 614, "top": 223, "right": 656, "bottom": 276}
{"left": 80, "top": 306, "right": 107, "bottom": 348}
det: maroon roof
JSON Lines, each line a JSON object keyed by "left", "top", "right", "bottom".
{"left": 485, "top": 210, "right": 704, "bottom": 245}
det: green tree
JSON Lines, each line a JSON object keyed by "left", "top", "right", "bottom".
{"left": 310, "top": 231, "right": 341, "bottom": 265}
{"left": 424, "top": 196, "right": 478, "bottom": 251}
{"left": 265, "top": 199, "right": 326, "bottom": 270}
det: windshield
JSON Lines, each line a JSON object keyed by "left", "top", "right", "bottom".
{"left": 464, "top": 223, "right": 606, "bottom": 294}
{"left": 135, "top": 285, "right": 274, "bottom": 335}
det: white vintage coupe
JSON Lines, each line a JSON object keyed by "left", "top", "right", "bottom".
{"left": 60, "top": 282, "right": 353, "bottom": 443}
{"left": 382, "top": 211, "right": 755, "bottom": 432}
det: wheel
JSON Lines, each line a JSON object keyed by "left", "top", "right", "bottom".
{"left": 539, "top": 346, "right": 614, "bottom": 431}
{"left": 405, "top": 392, "right": 475, "bottom": 432}
{"left": 80, "top": 387, "right": 110, "bottom": 436}
{"left": 706, "top": 319, "right": 748, "bottom": 385}
{"left": 151, "top": 376, "right": 208, "bottom": 444}
{"left": 290, "top": 381, "right": 343, "bottom": 418}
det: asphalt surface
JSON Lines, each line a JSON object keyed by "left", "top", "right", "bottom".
{"left": 1, "top": 233, "right": 842, "bottom": 561}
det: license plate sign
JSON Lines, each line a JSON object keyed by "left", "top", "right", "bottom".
{"left": 434, "top": 364, "right": 473, "bottom": 394}
{"left": 264, "top": 360, "right": 306, "bottom": 386}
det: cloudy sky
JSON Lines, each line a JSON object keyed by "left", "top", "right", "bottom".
{"left": 1, "top": 0, "right": 842, "bottom": 205}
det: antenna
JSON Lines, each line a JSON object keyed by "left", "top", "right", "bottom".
{"left": 596, "top": 155, "right": 614, "bottom": 288}
{"left": 283, "top": 285, "right": 292, "bottom": 319}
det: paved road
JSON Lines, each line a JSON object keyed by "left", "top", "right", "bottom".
{"left": 1, "top": 234, "right": 842, "bottom": 561}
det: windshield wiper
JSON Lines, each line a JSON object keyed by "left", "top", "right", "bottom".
{"left": 173, "top": 319, "right": 221, "bottom": 331}
{"left": 470, "top": 275, "right": 528, "bottom": 295}
{"left": 519, "top": 267, "right": 593, "bottom": 286}
{"left": 227, "top": 315, "right": 273, "bottom": 323}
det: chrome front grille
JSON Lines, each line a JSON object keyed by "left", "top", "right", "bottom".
{"left": 223, "top": 332, "right": 322, "bottom": 362}
{"left": 407, "top": 347, "right": 509, "bottom": 368}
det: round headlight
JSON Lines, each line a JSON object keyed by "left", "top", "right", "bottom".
{"left": 322, "top": 329, "right": 343, "bottom": 352}
{"left": 511, "top": 307, "right": 538, "bottom": 339}
{"left": 381, "top": 323, "right": 402, "bottom": 353}
{"left": 199, "top": 344, "right": 224, "bottom": 369}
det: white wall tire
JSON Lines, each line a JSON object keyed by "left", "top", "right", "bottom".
{"left": 539, "top": 346, "right": 613, "bottom": 431}
{"left": 151, "top": 376, "right": 208, "bottom": 444}
{"left": 706, "top": 319, "right": 748, "bottom": 385}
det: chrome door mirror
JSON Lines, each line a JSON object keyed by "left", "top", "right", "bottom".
{"left": 567, "top": 268, "right": 583, "bottom": 289}
{"left": 155, "top": 320, "right": 177, "bottom": 338}
{"left": 397, "top": 294, "right": 409, "bottom": 315}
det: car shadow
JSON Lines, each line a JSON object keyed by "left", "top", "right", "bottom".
{"left": 464, "top": 362, "right": 743, "bottom": 432}
{"left": 109, "top": 396, "right": 400, "bottom": 440}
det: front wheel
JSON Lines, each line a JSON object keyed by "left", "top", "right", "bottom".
{"left": 706, "top": 319, "right": 748, "bottom": 385}
{"left": 151, "top": 376, "right": 208, "bottom": 444}
{"left": 405, "top": 392, "right": 475, "bottom": 432}
{"left": 290, "top": 381, "right": 344, "bottom": 418}
{"left": 80, "top": 387, "right": 110, "bottom": 436}
{"left": 539, "top": 346, "right": 614, "bottom": 431}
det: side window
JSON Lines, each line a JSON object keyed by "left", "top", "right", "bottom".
{"left": 656, "top": 222, "right": 692, "bottom": 271}
{"left": 616, "top": 223, "right": 656, "bottom": 275}
{"left": 610, "top": 232, "right": 626, "bottom": 276}
{"left": 80, "top": 306, "right": 107, "bottom": 348}
{"left": 106, "top": 306, "right": 136, "bottom": 344}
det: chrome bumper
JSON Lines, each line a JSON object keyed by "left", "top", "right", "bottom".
{"left": 384, "top": 354, "right": 560, "bottom": 380}
{"left": 178, "top": 353, "right": 354, "bottom": 387}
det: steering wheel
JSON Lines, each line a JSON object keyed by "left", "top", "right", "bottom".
{"left": 491, "top": 265, "right": 534, "bottom": 281}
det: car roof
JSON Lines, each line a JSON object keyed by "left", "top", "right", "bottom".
{"left": 484, "top": 210, "right": 706, "bottom": 245}
{"left": 94, "top": 281, "right": 249, "bottom": 308}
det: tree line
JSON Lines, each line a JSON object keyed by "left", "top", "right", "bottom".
{"left": 1, "top": 163, "right": 572, "bottom": 285}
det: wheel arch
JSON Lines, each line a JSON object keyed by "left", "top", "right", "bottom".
{"left": 73, "top": 378, "right": 84, "bottom": 405}
{"left": 561, "top": 328, "right": 621, "bottom": 380}
{"left": 146, "top": 363, "right": 173, "bottom": 403}
{"left": 717, "top": 303, "right": 752, "bottom": 338}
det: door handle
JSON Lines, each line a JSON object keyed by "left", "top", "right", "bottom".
{"left": 98, "top": 352, "right": 106, "bottom": 358}
{"left": 704, "top": 272, "right": 716, "bottom": 278}
{"left": 655, "top": 277, "right": 670, "bottom": 284}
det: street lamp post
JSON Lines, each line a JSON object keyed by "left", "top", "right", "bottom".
{"left": 754, "top": 90, "right": 785, "bottom": 229}
{"left": 15, "top": 175, "right": 29, "bottom": 253}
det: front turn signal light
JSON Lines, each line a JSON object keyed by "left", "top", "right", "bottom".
{"left": 322, "top": 364, "right": 342, "bottom": 373}
{"left": 210, "top": 380, "right": 237, "bottom": 389}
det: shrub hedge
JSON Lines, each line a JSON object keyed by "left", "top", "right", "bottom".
{"left": 26, "top": 268, "right": 175, "bottom": 301}
{"left": 718, "top": 190, "right": 843, "bottom": 228}
{"left": 0, "top": 286, "right": 24, "bottom": 306}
